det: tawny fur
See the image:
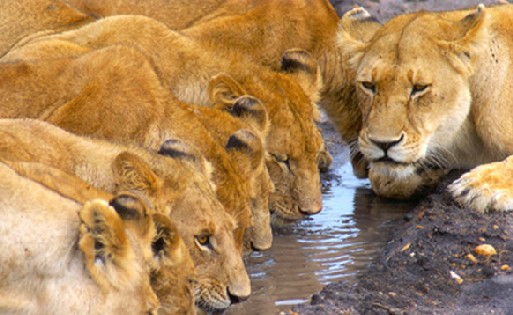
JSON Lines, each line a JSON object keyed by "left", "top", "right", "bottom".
{"left": 0, "top": 43, "right": 271, "bottom": 252}
{"left": 0, "top": 0, "right": 94, "bottom": 55}
{"left": 0, "top": 118, "right": 250, "bottom": 311}
{"left": 0, "top": 161, "right": 159, "bottom": 314}
{"left": 2, "top": 16, "right": 324, "bottom": 222}
{"left": 340, "top": 4, "right": 513, "bottom": 212}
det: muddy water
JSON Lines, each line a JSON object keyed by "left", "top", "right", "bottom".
{"left": 227, "top": 146, "right": 418, "bottom": 315}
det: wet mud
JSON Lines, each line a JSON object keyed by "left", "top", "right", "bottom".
{"left": 294, "top": 173, "right": 513, "bottom": 315}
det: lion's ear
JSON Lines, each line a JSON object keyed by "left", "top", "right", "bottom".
{"left": 151, "top": 213, "right": 180, "bottom": 260}
{"left": 225, "top": 129, "right": 263, "bottom": 172}
{"left": 158, "top": 139, "right": 198, "bottom": 162}
{"left": 438, "top": 4, "right": 487, "bottom": 75}
{"left": 157, "top": 139, "right": 214, "bottom": 183}
{"left": 109, "top": 192, "right": 153, "bottom": 221}
{"left": 112, "top": 152, "right": 162, "bottom": 197}
{"left": 229, "top": 96, "right": 269, "bottom": 132}
{"left": 337, "top": 7, "right": 381, "bottom": 68}
{"left": 281, "top": 49, "right": 322, "bottom": 103}
{"left": 208, "top": 73, "right": 247, "bottom": 109}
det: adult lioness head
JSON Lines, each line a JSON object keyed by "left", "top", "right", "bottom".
{"left": 340, "top": 5, "right": 490, "bottom": 198}
{"left": 209, "top": 49, "right": 325, "bottom": 224}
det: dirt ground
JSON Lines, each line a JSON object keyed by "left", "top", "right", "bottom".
{"left": 294, "top": 171, "right": 513, "bottom": 314}
{"left": 294, "top": 1, "right": 513, "bottom": 314}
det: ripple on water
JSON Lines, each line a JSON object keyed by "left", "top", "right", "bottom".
{"left": 226, "top": 161, "right": 417, "bottom": 315}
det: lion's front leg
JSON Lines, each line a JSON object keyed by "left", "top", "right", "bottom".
{"left": 448, "top": 155, "right": 513, "bottom": 213}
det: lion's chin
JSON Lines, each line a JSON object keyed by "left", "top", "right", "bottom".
{"left": 369, "top": 161, "right": 417, "bottom": 178}
{"left": 368, "top": 160, "right": 449, "bottom": 200}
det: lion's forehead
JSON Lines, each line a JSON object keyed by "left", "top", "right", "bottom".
{"left": 359, "top": 56, "right": 436, "bottom": 87}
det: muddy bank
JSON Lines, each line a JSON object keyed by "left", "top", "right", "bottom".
{"left": 293, "top": 172, "right": 513, "bottom": 315}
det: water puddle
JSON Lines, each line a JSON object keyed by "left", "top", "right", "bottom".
{"left": 227, "top": 147, "right": 418, "bottom": 315}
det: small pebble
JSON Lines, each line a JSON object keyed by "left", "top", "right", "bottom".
{"left": 450, "top": 271, "right": 463, "bottom": 284}
{"left": 475, "top": 244, "right": 497, "bottom": 257}
{"left": 401, "top": 243, "right": 411, "bottom": 251}
{"left": 466, "top": 253, "right": 478, "bottom": 264}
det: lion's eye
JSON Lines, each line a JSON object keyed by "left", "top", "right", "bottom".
{"left": 194, "top": 234, "right": 212, "bottom": 250}
{"left": 411, "top": 84, "right": 429, "bottom": 97}
{"left": 361, "top": 81, "right": 376, "bottom": 94}
{"left": 272, "top": 154, "right": 290, "bottom": 170}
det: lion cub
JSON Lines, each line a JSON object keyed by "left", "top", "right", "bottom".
{"left": 2, "top": 14, "right": 325, "bottom": 224}
{"left": 0, "top": 161, "right": 162, "bottom": 314}
{"left": 0, "top": 118, "right": 251, "bottom": 313}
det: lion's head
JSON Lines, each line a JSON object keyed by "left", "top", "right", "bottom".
{"left": 0, "top": 119, "right": 250, "bottom": 313}
{"left": 339, "top": 6, "right": 488, "bottom": 198}
{"left": 188, "top": 95, "right": 274, "bottom": 251}
{"left": 208, "top": 49, "right": 325, "bottom": 224}
{"left": 111, "top": 141, "right": 252, "bottom": 313}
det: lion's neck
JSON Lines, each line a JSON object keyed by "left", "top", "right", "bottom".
{"left": 468, "top": 30, "right": 513, "bottom": 158}
{"left": 442, "top": 117, "right": 496, "bottom": 169}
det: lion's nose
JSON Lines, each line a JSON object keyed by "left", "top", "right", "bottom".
{"left": 299, "top": 199, "right": 322, "bottom": 215}
{"left": 369, "top": 133, "right": 404, "bottom": 152}
{"left": 228, "top": 289, "right": 249, "bottom": 304}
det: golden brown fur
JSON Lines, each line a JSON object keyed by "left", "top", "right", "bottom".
{"left": 0, "top": 118, "right": 250, "bottom": 312}
{"left": 179, "top": 0, "right": 381, "bottom": 177}
{"left": 7, "top": 161, "right": 197, "bottom": 314}
{"left": 186, "top": 98, "right": 274, "bottom": 250}
{"left": 0, "top": 0, "right": 94, "bottom": 55}
{"left": 0, "top": 43, "right": 272, "bottom": 252}
{"left": 339, "top": 4, "right": 513, "bottom": 212}
{"left": 65, "top": 0, "right": 251, "bottom": 29}
{"left": 2, "top": 14, "right": 324, "bottom": 222}
{"left": 0, "top": 161, "right": 161, "bottom": 314}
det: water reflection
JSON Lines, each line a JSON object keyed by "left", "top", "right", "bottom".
{"left": 227, "top": 157, "right": 418, "bottom": 315}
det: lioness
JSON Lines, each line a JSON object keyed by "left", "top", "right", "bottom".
{"left": 0, "top": 118, "right": 250, "bottom": 312}
{"left": 339, "top": 4, "right": 513, "bottom": 212}
{"left": 2, "top": 16, "right": 325, "bottom": 223}
{"left": 0, "top": 161, "right": 161, "bottom": 314}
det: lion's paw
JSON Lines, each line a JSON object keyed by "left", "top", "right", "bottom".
{"left": 448, "top": 159, "right": 513, "bottom": 213}
{"left": 79, "top": 199, "right": 136, "bottom": 290}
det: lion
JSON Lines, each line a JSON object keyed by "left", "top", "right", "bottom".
{"left": 0, "top": 160, "right": 163, "bottom": 314}
{"left": 185, "top": 97, "right": 275, "bottom": 250}
{"left": 338, "top": 3, "right": 513, "bottom": 212}
{"left": 2, "top": 16, "right": 325, "bottom": 223}
{"left": 0, "top": 118, "right": 251, "bottom": 312}
{"left": 0, "top": 43, "right": 274, "bottom": 252}
{"left": 9, "top": 161, "right": 198, "bottom": 315}
{"left": 3, "top": 1, "right": 377, "bottom": 178}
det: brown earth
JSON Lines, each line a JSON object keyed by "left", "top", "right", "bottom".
{"left": 293, "top": 1, "right": 513, "bottom": 314}
{"left": 294, "top": 171, "right": 513, "bottom": 314}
